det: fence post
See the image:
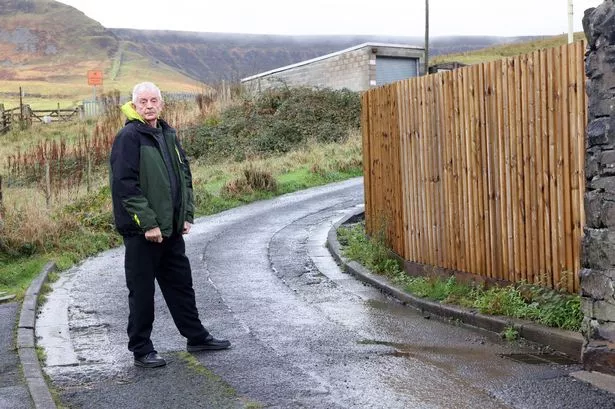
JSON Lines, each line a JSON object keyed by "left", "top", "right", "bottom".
{"left": 45, "top": 161, "right": 51, "bottom": 208}
{"left": 86, "top": 151, "right": 91, "bottom": 193}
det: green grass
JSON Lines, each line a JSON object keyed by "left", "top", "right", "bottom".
{"left": 178, "top": 352, "right": 263, "bottom": 408}
{"left": 337, "top": 222, "right": 583, "bottom": 332}
{"left": 0, "top": 257, "right": 48, "bottom": 300}
{"left": 502, "top": 326, "right": 520, "bottom": 341}
{"left": 431, "top": 32, "right": 587, "bottom": 66}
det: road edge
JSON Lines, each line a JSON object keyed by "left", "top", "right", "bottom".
{"left": 325, "top": 208, "right": 584, "bottom": 362}
{"left": 17, "top": 261, "right": 57, "bottom": 409}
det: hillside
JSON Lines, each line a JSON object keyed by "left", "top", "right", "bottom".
{"left": 111, "top": 29, "right": 550, "bottom": 84}
{"left": 432, "top": 32, "right": 587, "bottom": 65}
{"left": 0, "top": 0, "right": 566, "bottom": 108}
{"left": 0, "top": 0, "right": 205, "bottom": 107}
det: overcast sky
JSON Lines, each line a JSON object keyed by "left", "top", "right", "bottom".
{"left": 56, "top": 0, "right": 602, "bottom": 37}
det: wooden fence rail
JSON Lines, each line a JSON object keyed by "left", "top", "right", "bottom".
{"left": 0, "top": 105, "right": 83, "bottom": 133}
{"left": 362, "top": 40, "right": 587, "bottom": 293}
{"left": 0, "top": 105, "right": 21, "bottom": 134}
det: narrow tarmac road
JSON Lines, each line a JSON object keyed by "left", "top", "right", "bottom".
{"left": 36, "top": 178, "right": 615, "bottom": 408}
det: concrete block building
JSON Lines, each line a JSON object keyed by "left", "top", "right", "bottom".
{"left": 241, "top": 42, "right": 425, "bottom": 94}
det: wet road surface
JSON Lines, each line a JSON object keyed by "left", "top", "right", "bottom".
{"left": 36, "top": 178, "right": 615, "bottom": 408}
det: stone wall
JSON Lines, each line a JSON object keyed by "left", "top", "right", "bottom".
{"left": 242, "top": 44, "right": 424, "bottom": 94}
{"left": 581, "top": 0, "right": 615, "bottom": 375}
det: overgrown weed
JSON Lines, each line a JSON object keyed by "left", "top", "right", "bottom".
{"left": 1, "top": 87, "right": 363, "bottom": 298}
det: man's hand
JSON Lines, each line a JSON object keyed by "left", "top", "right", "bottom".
{"left": 145, "top": 227, "right": 163, "bottom": 243}
{"left": 183, "top": 222, "right": 192, "bottom": 235}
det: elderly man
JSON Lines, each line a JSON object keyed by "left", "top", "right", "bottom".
{"left": 109, "top": 82, "right": 230, "bottom": 368}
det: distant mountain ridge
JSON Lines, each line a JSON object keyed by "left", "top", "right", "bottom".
{"left": 111, "top": 28, "right": 548, "bottom": 84}
{"left": 0, "top": 0, "right": 550, "bottom": 104}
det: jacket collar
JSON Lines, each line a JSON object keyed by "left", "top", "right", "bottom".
{"left": 121, "top": 101, "right": 146, "bottom": 123}
{"left": 121, "top": 101, "right": 172, "bottom": 132}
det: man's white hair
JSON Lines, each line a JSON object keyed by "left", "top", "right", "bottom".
{"left": 132, "top": 82, "right": 163, "bottom": 104}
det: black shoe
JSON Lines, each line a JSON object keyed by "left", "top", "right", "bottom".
{"left": 187, "top": 335, "right": 231, "bottom": 352}
{"left": 134, "top": 351, "right": 166, "bottom": 368}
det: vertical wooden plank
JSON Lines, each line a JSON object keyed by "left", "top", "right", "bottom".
{"left": 496, "top": 59, "right": 510, "bottom": 281}
{"left": 408, "top": 78, "right": 421, "bottom": 262}
{"left": 436, "top": 75, "right": 448, "bottom": 267}
{"left": 370, "top": 88, "right": 378, "bottom": 238}
{"left": 446, "top": 70, "right": 461, "bottom": 271}
{"left": 361, "top": 92, "right": 373, "bottom": 235}
{"left": 417, "top": 77, "right": 429, "bottom": 264}
{"left": 452, "top": 69, "right": 465, "bottom": 271}
{"left": 398, "top": 80, "right": 411, "bottom": 261}
{"left": 390, "top": 84, "right": 399, "bottom": 251}
{"left": 533, "top": 50, "right": 547, "bottom": 286}
{"left": 422, "top": 75, "right": 434, "bottom": 266}
{"left": 382, "top": 86, "right": 390, "bottom": 242}
{"left": 462, "top": 67, "right": 471, "bottom": 274}
{"left": 461, "top": 66, "right": 475, "bottom": 273}
{"left": 469, "top": 64, "right": 485, "bottom": 276}
{"left": 470, "top": 64, "right": 487, "bottom": 276}
{"left": 560, "top": 44, "right": 573, "bottom": 293}
{"left": 526, "top": 51, "right": 540, "bottom": 284}
{"left": 434, "top": 73, "right": 448, "bottom": 268}
{"left": 430, "top": 74, "right": 441, "bottom": 267}
{"left": 441, "top": 71, "right": 455, "bottom": 270}
{"left": 417, "top": 77, "right": 432, "bottom": 264}
{"left": 376, "top": 87, "right": 384, "bottom": 238}
{"left": 479, "top": 62, "right": 494, "bottom": 278}
{"left": 384, "top": 85, "right": 392, "bottom": 242}
{"left": 554, "top": 46, "right": 566, "bottom": 290}
{"left": 486, "top": 61, "right": 503, "bottom": 279}
{"left": 522, "top": 52, "right": 534, "bottom": 283}
{"left": 547, "top": 47, "right": 560, "bottom": 288}
{"left": 506, "top": 57, "right": 520, "bottom": 283}
{"left": 426, "top": 75, "right": 437, "bottom": 266}
{"left": 541, "top": 48, "right": 554, "bottom": 288}
{"left": 512, "top": 55, "right": 527, "bottom": 284}
{"left": 397, "top": 83, "right": 406, "bottom": 257}
{"left": 477, "top": 63, "right": 491, "bottom": 277}
{"left": 389, "top": 84, "right": 400, "bottom": 255}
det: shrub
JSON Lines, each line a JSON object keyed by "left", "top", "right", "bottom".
{"left": 220, "top": 165, "right": 277, "bottom": 199}
{"left": 183, "top": 87, "right": 361, "bottom": 162}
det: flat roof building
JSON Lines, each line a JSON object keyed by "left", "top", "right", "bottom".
{"left": 241, "top": 42, "right": 425, "bottom": 94}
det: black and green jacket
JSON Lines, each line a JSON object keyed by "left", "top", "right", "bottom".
{"left": 109, "top": 102, "right": 194, "bottom": 238}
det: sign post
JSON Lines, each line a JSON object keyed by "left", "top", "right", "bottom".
{"left": 87, "top": 70, "right": 103, "bottom": 100}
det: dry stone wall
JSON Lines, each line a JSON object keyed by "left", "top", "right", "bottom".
{"left": 581, "top": 0, "right": 615, "bottom": 375}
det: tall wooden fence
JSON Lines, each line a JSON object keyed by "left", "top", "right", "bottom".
{"left": 361, "top": 41, "right": 587, "bottom": 293}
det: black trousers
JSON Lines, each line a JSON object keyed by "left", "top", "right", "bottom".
{"left": 123, "top": 233, "right": 209, "bottom": 357}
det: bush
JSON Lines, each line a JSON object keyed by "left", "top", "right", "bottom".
{"left": 183, "top": 87, "right": 361, "bottom": 162}
{"left": 221, "top": 165, "right": 277, "bottom": 199}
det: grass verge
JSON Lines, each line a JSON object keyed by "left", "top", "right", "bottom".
{"left": 337, "top": 222, "right": 583, "bottom": 332}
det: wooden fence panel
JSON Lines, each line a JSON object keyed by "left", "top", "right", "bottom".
{"left": 361, "top": 40, "right": 587, "bottom": 293}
